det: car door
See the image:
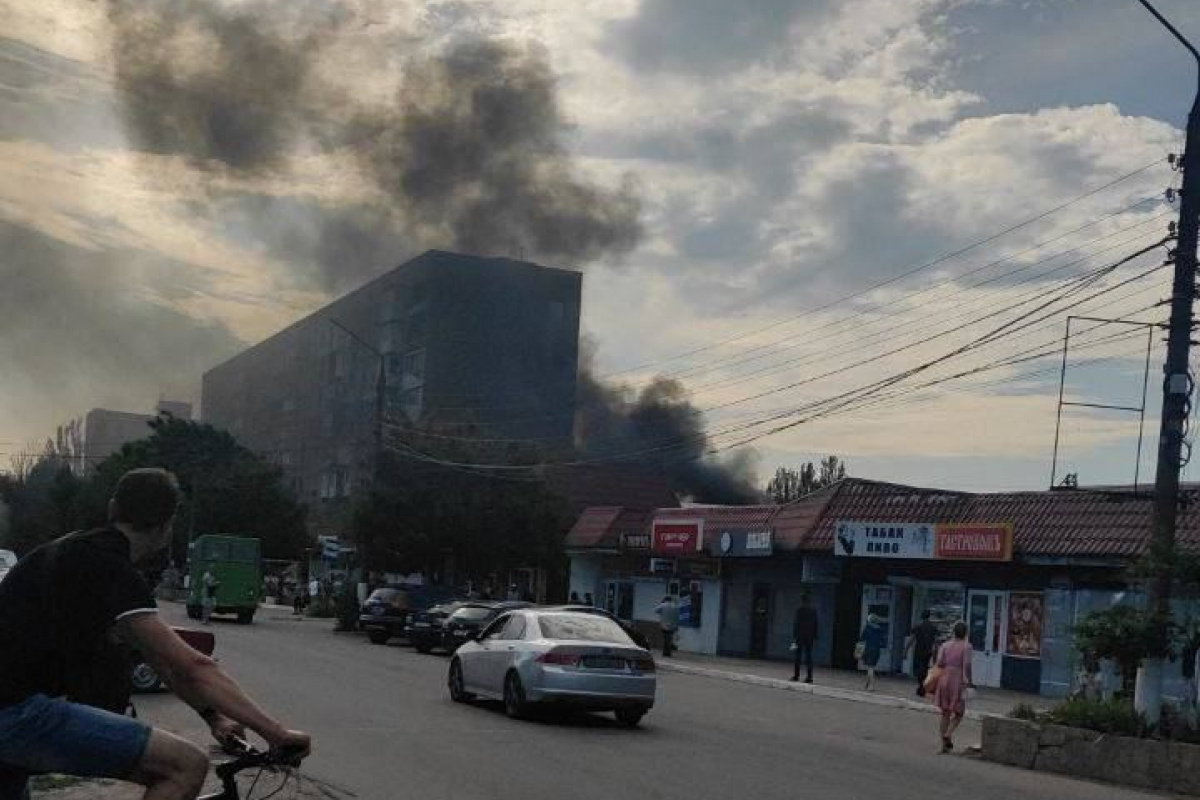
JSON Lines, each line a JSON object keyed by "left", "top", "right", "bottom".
{"left": 491, "top": 614, "right": 528, "bottom": 685}
{"left": 465, "top": 615, "right": 510, "bottom": 695}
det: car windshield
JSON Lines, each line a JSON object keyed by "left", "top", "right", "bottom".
{"left": 451, "top": 606, "right": 494, "bottom": 622}
{"left": 537, "top": 614, "right": 634, "bottom": 644}
{"left": 367, "top": 589, "right": 403, "bottom": 603}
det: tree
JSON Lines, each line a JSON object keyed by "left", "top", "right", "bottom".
{"left": 355, "top": 428, "right": 571, "bottom": 593}
{"left": 766, "top": 456, "right": 849, "bottom": 503}
{"left": 87, "top": 416, "right": 310, "bottom": 561}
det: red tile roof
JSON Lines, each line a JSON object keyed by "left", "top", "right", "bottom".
{"left": 804, "top": 480, "right": 1200, "bottom": 558}
{"left": 565, "top": 478, "right": 1200, "bottom": 559}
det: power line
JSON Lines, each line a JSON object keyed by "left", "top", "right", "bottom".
{"left": 605, "top": 158, "right": 1169, "bottom": 378}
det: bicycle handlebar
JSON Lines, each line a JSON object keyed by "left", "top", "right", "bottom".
{"left": 214, "top": 736, "right": 306, "bottom": 781}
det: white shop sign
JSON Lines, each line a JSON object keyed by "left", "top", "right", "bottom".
{"left": 834, "top": 521, "right": 935, "bottom": 559}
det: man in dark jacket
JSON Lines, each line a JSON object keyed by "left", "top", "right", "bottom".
{"left": 905, "top": 610, "right": 940, "bottom": 697}
{"left": 791, "top": 592, "right": 819, "bottom": 683}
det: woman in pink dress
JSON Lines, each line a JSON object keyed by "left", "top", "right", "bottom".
{"left": 933, "top": 621, "right": 974, "bottom": 753}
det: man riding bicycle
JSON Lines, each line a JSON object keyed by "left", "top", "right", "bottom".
{"left": 0, "top": 468, "right": 311, "bottom": 799}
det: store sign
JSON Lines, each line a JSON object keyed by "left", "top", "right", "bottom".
{"left": 710, "top": 529, "right": 773, "bottom": 557}
{"left": 621, "top": 532, "right": 651, "bottom": 551}
{"left": 835, "top": 521, "right": 1013, "bottom": 562}
{"left": 652, "top": 520, "right": 704, "bottom": 555}
{"left": 834, "top": 522, "right": 935, "bottom": 559}
{"left": 935, "top": 524, "right": 1014, "bottom": 562}
{"left": 648, "top": 558, "right": 676, "bottom": 574}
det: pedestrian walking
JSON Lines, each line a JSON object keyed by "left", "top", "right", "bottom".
{"left": 904, "top": 610, "right": 940, "bottom": 697}
{"left": 201, "top": 568, "right": 219, "bottom": 625}
{"left": 654, "top": 595, "right": 679, "bottom": 657}
{"left": 933, "top": 621, "right": 974, "bottom": 753}
{"left": 856, "top": 613, "right": 887, "bottom": 691}
{"left": 790, "top": 592, "right": 818, "bottom": 683}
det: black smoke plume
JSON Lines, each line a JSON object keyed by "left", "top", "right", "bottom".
{"left": 106, "top": 1, "right": 642, "bottom": 290}
{"left": 575, "top": 356, "right": 761, "bottom": 505}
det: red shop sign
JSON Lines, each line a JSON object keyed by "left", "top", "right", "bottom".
{"left": 652, "top": 520, "right": 704, "bottom": 555}
{"left": 934, "top": 524, "right": 1013, "bottom": 562}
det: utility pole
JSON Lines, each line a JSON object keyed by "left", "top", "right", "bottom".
{"left": 1138, "top": 0, "right": 1200, "bottom": 725}
{"left": 328, "top": 318, "right": 387, "bottom": 630}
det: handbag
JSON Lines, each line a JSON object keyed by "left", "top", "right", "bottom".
{"left": 923, "top": 664, "right": 943, "bottom": 695}
{"left": 853, "top": 641, "right": 866, "bottom": 661}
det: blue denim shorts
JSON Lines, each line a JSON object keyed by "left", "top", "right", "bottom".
{"left": 0, "top": 694, "right": 151, "bottom": 799}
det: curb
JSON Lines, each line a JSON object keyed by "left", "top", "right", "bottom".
{"left": 657, "top": 661, "right": 991, "bottom": 721}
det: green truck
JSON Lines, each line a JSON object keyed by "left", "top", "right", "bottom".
{"left": 186, "top": 535, "right": 262, "bottom": 624}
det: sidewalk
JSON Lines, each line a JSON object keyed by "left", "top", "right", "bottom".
{"left": 656, "top": 652, "right": 1047, "bottom": 721}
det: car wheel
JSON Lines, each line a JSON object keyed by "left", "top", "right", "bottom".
{"left": 130, "top": 661, "right": 162, "bottom": 693}
{"left": 368, "top": 630, "right": 389, "bottom": 645}
{"left": 503, "top": 671, "right": 528, "bottom": 720}
{"left": 614, "top": 707, "right": 647, "bottom": 728}
{"left": 448, "top": 659, "right": 474, "bottom": 703}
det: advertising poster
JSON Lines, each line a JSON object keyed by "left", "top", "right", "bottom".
{"left": 1006, "top": 592, "right": 1044, "bottom": 658}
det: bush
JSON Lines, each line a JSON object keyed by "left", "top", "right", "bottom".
{"left": 1045, "top": 697, "right": 1146, "bottom": 737}
{"left": 1009, "top": 703, "right": 1041, "bottom": 722}
{"left": 1073, "top": 605, "right": 1177, "bottom": 691}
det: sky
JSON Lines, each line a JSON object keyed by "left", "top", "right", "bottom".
{"left": 2, "top": 0, "right": 1199, "bottom": 493}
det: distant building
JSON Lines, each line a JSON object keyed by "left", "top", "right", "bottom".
{"left": 201, "top": 250, "right": 582, "bottom": 534}
{"left": 83, "top": 400, "right": 193, "bottom": 468}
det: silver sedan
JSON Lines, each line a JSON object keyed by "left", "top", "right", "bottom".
{"left": 448, "top": 610, "right": 657, "bottom": 726}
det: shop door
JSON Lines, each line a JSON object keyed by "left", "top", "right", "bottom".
{"left": 860, "top": 585, "right": 895, "bottom": 672}
{"left": 749, "top": 583, "right": 771, "bottom": 658}
{"left": 967, "top": 590, "right": 1007, "bottom": 688}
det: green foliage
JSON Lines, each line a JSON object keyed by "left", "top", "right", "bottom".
{"left": 1073, "top": 605, "right": 1177, "bottom": 690}
{"left": 91, "top": 416, "right": 309, "bottom": 560}
{"left": 354, "top": 443, "right": 570, "bottom": 588}
{"left": 766, "top": 456, "right": 848, "bottom": 503}
{"left": 1046, "top": 697, "right": 1147, "bottom": 736}
{"left": 1, "top": 416, "right": 309, "bottom": 561}
{"left": 1009, "top": 703, "right": 1041, "bottom": 722}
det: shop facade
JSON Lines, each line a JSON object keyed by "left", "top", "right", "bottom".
{"left": 565, "top": 479, "right": 1200, "bottom": 698}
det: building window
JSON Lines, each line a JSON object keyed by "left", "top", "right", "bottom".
{"left": 400, "top": 349, "right": 426, "bottom": 384}
{"left": 400, "top": 387, "right": 424, "bottom": 422}
{"left": 319, "top": 466, "right": 350, "bottom": 500}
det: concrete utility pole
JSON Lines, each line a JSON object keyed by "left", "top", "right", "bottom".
{"left": 1138, "top": 0, "right": 1200, "bottom": 725}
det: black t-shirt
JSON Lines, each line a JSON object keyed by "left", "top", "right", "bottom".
{"left": 0, "top": 527, "right": 157, "bottom": 707}
{"left": 912, "top": 621, "right": 938, "bottom": 657}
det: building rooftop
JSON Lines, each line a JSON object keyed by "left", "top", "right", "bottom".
{"left": 564, "top": 477, "right": 1200, "bottom": 559}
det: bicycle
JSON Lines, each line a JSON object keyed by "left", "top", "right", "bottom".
{"left": 203, "top": 738, "right": 354, "bottom": 800}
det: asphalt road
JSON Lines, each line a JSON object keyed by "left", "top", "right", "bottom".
{"left": 125, "top": 604, "right": 1161, "bottom": 800}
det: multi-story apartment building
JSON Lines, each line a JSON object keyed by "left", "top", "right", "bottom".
{"left": 201, "top": 250, "right": 582, "bottom": 532}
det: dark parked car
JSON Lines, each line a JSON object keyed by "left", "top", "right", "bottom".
{"left": 441, "top": 601, "right": 531, "bottom": 653}
{"left": 407, "top": 602, "right": 467, "bottom": 654}
{"left": 131, "top": 626, "right": 215, "bottom": 693}
{"left": 359, "top": 587, "right": 411, "bottom": 645}
{"left": 360, "top": 585, "right": 461, "bottom": 645}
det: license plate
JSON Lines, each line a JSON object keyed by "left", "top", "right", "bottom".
{"left": 453, "top": 630, "right": 468, "bottom": 637}
{"left": 582, "top": 656, "right": 627, "bottom": 670}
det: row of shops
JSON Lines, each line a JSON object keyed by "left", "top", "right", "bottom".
{"left": 565, "top": 478, "right": 1200, "bottom": 698}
